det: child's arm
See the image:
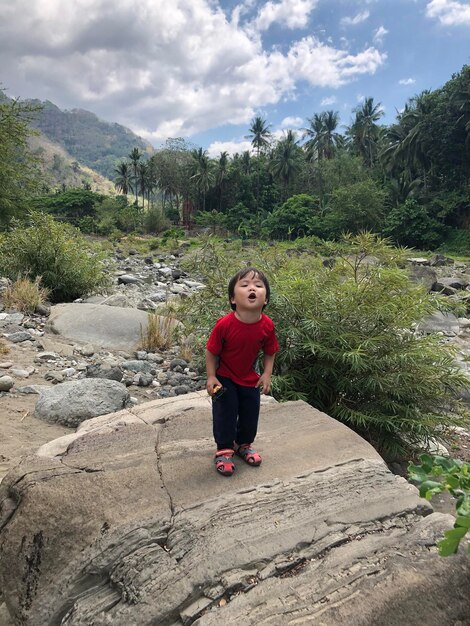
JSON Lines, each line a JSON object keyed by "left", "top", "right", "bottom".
{"left": 206, "top": 349, "right": 221, "bottom": 395}
{"left": 257, "top": 353, "right": 275, "bottom": 394}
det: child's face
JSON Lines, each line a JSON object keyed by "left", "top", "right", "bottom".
{"left": 231, "top": 272, "right": 267, "bottom": 312}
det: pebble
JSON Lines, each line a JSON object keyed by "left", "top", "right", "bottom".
{"left": 11, "top": 368, "right": 33, "bottom": 378}
{"left": 0, "top": 375, "right": 14, "bottom": 392}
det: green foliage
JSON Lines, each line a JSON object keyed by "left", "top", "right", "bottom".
{"left": 0, "top": 212, "right": 109, "bottom": 302}
{"left": 0, "top": 94, "right": 42, "bottom": 227}
{"left": 143, "top": 206, "right": 170, "bottom": 234}
{"left": 179, "top": 234, "right": 470, "bottom": 456}
{"left": 383, "top": 199, "right": 446, "bottom": 249}
{"left": 161, "top": 227, "right": 185, "bottom": 244}
{"left": 32, "top": 189, "right": 105, "bottom": 220}
{"left": 439, "top": 228, "right": 470, "bottom": 256}
{"left": 263, "top": 194, "right": 321, "bottom": 239}
{"left": 322, "top": 179, "right": 386, "bottom": 239}
{"left": 409, "top": 454, "right": 470, "bottom": 556}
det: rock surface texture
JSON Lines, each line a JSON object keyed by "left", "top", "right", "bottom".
{"left": 0, "top": 393, "right": 469, "bottom": 625}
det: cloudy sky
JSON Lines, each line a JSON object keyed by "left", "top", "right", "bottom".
{"left": 1, "top": 0, "right": 469, "bottom": 156}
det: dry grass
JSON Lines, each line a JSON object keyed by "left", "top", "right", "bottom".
{"left": 0, "top": 340, "right": 9, "bottom": 355}
{"left": 140, "top": 313, "right": 176, "bottom": 351}
{"left": 3, "top": 277, "right": 50, "bottom": 313}
{"left": 179, "top": 334, "right": 195, "bottom": 362}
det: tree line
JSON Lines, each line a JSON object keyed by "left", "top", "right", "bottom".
{"left": 1, "top": 65, "right": 469, "bottom": 251}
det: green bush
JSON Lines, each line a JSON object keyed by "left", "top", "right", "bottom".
{"left": 0, "top": 211, "right": 109, "bottom": 302}
{"left": 383, "top": 199, "right": 445, "bottom": 249}
{"left": 179, "top": 234, "right": 470, "bottom": 457}
{"left": 143, "top": 206, "right": 170, "bottom": 234}
{"left": 439, "top": 228, "right": 470, "bottom": 256}
{"left": 263, "top": 194, "right": 321, "bottom": 239}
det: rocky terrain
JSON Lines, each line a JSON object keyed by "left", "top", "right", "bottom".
{"left": 0, "top": 244, "right": 470, "bottom": 624}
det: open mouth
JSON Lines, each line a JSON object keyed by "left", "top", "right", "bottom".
{"left": 248, "top": 293, "right": 257, "bottom": 301}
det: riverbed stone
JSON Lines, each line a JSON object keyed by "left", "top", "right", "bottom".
{"left": 34, "top": 378, "right": 130, "bottom": 427}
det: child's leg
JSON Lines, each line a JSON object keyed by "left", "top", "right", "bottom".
{"left": 212, "top": 376, "right": 238, "bottom": 450}
{"left": 235, "top": 384, "right": 261, "bottom": 447}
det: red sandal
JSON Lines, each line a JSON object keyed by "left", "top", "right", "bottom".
{"left": 214, "top": 449, "right": 235, "bottom": 476}
{"left": 236, "top": 444, "right": 262, "bottom": 466}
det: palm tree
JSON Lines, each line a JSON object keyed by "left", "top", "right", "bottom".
{"left": 241, "top": 150, "right": 252, "bottom": 175}
{"left": 302, "top": 113, "right": 325, "bottom": 161}
{"left": 247, "top": 116, "right": 272, "bottom": 156}
{"left": 114, "top": 162, "right": 132, "bottom": 196}
{"left": 322, "top": 110, "right": 343, "bottom": 159}
{"left": 302, "top": 111, "right": 342, "bottom": 161}
{"left": 247, "top": 116, "right": 272, "bottom": 208}
{"left": 190, "top": 148, "right": 215, "bottom": 212}
{"left": 347, "top": 97, "right": 383, "bottom": 167}
{"left": 216, "top": 151, "right": 229, "bottom": 211}
{"left": 128, "top": 147, "right": 142, "bottom": 205}
{"left": 270, "top": 130, "right": 303, "bottom": 201}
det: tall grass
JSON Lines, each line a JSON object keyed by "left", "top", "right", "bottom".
{"left": 3, "top": 276, "right": 49, "bottom": 313}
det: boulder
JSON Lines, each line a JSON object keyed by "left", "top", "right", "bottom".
{"left": 407, "top": 265, "right": 437, "bottom": 291}
{"left": 46, "top": 303, "right": 150, "bottom": 351}
{"left": 1, "top": 393, "right": 468, "bottom": 625}
{"left": 417, "top": 311, "right": 460, "bottom": 335}
{"left": 34, "top": 378, "right": 130, "bottom": 427}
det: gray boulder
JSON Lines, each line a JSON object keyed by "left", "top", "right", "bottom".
{"left": 407, "top": 265, "right": 437, "bottom": 291}
{"left": 46, "top": 303, "right": 150, "bottom": 351}
{"left": 34, "top": 378, "right": 130, "bottom": 427}
{"left": 1, "top": 394, "right": 468, "bottom": 625}
{"left": 417, "top": 311, "right": 460, "bottom": 335}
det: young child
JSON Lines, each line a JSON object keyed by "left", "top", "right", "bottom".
{"left": 206, "top": 267, "right": 279, "bottom": 476}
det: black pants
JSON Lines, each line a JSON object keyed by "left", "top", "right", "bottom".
{"left": 212, "top": 375, "right": 261, "bottom": 450}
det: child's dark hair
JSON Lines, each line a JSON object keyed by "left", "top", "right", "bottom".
{"left": 228, "top": 267, "right": 271, "bottom": 311}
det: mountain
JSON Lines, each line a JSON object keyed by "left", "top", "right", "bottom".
{"left": 27, "top": 99, "right": 154, "bottom": 180}
{"left": 28, "top": 132, "right": 116, "bottom": 195}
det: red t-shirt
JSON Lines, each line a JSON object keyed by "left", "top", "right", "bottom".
{"left": 206, "top": 312, "right": 279, "bottom": 386}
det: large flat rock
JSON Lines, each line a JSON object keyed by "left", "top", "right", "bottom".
{"left": 0, "top": 393, "right": 468, "bottom": 625}
{"left": 46, "top": 303, "right": 150, "bottom": 350}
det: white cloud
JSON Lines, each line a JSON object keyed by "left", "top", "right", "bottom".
{"left": 340, "top": 11, "right": 370, "bottom": 27}
{"left": 207, "top": 139, "right": 253, "bottom": 157}
{"left": 373, "top": 25, "right": 388, "bottom": 43}
{"left": 0, "top": 0, "right": 386, "bottom": 144}
{"left": 426, "top": 0, "right": 470, "bottom": 25}
{"left": 255, "top": 0, "right": 318, "bottom": 31}
{"left": 280, "top": 115, "right": 303, "bottom": 127}
{"left": 287, "top": 38, "right": 386, "bottom": 86}
{"left": 399, "top": 77, "right": 416, "bottom": 85}
{"left": 321, "top": 96, "right": 337, "bottom": 106}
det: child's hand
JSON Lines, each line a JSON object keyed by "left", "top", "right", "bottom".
{"left": 257, "top": 373, "right": 271, "bottom": 394}
{"left": 206, "top": 376, "right": 222, "bottom": 396}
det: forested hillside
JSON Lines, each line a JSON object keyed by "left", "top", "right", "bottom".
{"left": 26, "top": 99, "right": 154, "bottom": 179}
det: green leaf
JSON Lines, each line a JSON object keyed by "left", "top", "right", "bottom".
{"left": 455, "top": 516, "right": 470, "bottom": 530}
{"left": 438, "top": 526, "right": 468, "bottom": 556}
{"left": 456, "top": 496, "right": 470, "bottom": 517}
{"left": 445, "top": 475, "right": 460, "bottom": 489}
{"left": 408, "top": 464, "right": 428, "bottom": 482}
{"left": 419, "top": 480, "right": 443, "bottom": 499}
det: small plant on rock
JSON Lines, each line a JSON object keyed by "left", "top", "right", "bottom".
{"left": 409, "top": 454, "right": 470, "bottom": 556}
